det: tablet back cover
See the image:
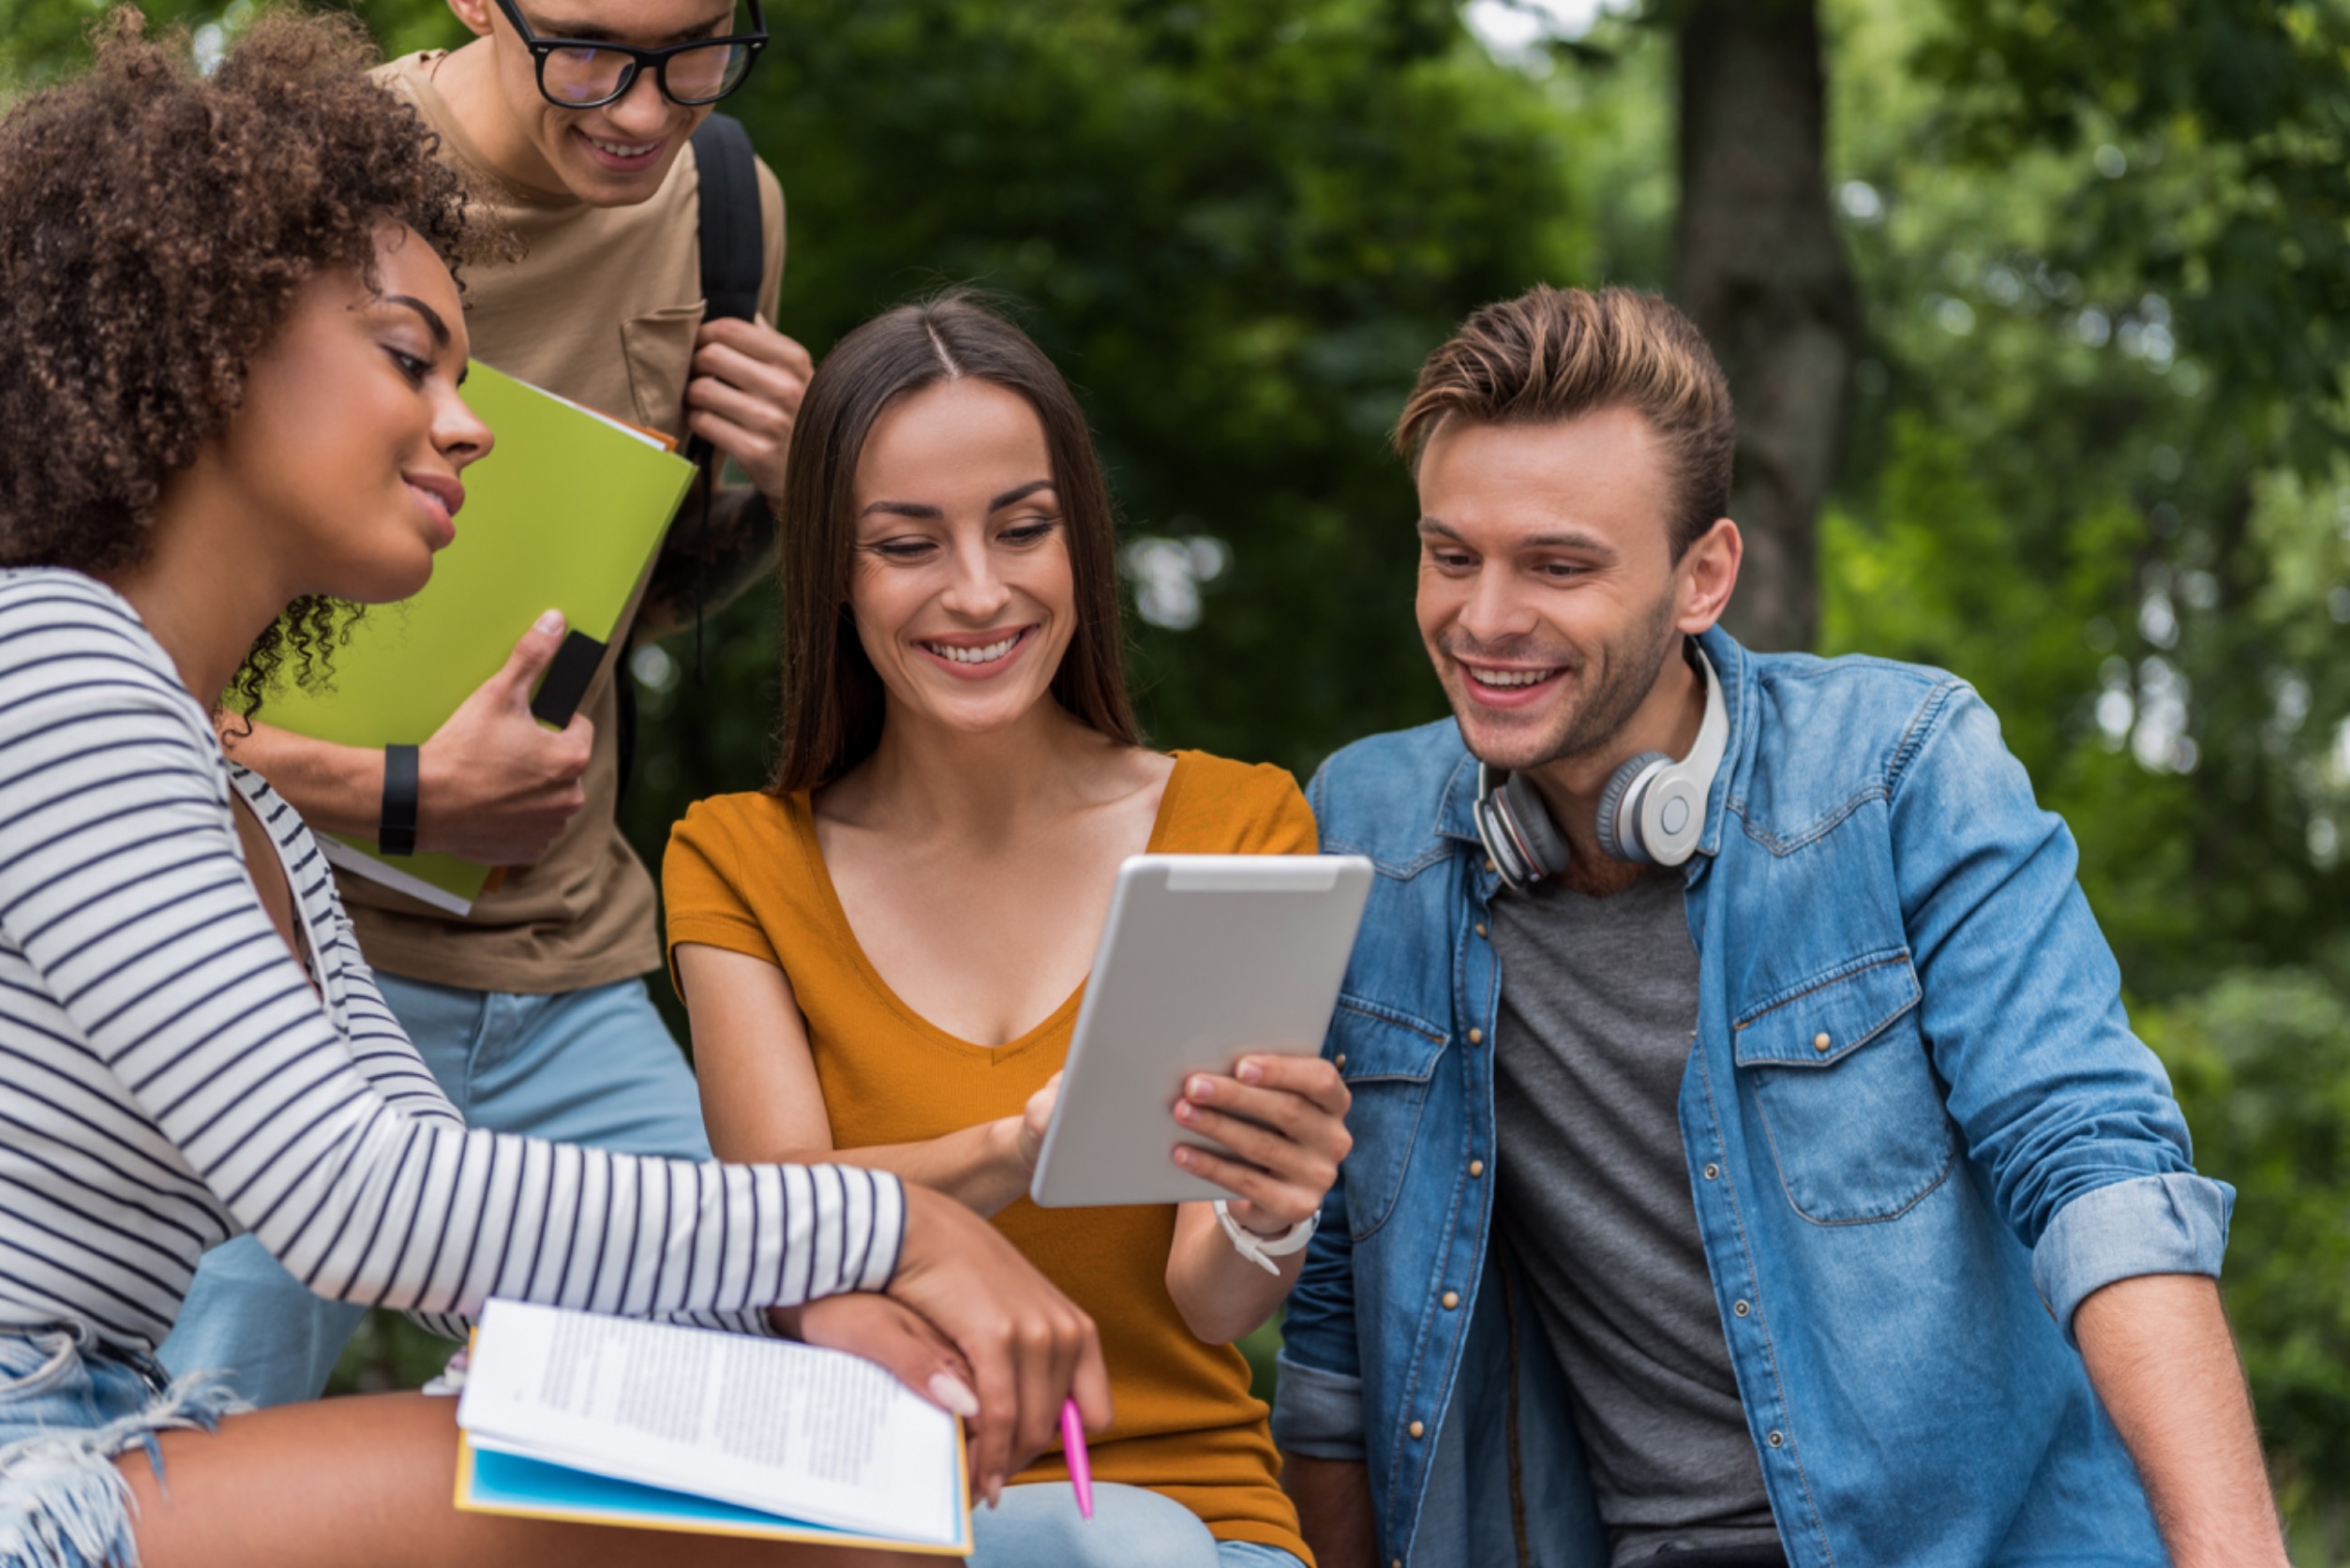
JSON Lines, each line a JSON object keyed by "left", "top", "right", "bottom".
{"left": 1031, "top": 854, "right": 1370, "bottom": 1207}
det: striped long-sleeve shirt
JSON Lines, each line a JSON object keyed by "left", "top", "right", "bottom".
{"left": 0, "top": 570, "right": 902, "bottom": 1352}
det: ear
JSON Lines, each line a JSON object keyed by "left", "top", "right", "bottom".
{"left": 1673, "top": 517, "right": 1741, "bottom": 635}
{"left": 446, "top": 0, "right": 498, "bottom": 39}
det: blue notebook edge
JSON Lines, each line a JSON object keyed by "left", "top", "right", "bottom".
{"left": 455, "top": 1435, "right": 973, "bottom": 1557}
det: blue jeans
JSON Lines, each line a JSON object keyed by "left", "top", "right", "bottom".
{"left": 157, "top": 975, "right": 711, "bottom": 1406}
{"left": 969, "top": 1483, "right": 1306, "bottom": 1568}
{"left": 0, "top": 1328, "right": 243, "bottom": 1568}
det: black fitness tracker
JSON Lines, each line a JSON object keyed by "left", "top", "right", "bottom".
{"left": 380, "top": 743, "right": 420, "bottom": 857}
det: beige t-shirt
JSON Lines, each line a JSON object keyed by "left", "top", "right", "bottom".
{"left": 345, "top": 51, "right": 787, "bottom": 994}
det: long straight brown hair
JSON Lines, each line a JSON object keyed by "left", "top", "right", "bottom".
{"left": 769, "top": 291, "right": 1142, "bottom": 794}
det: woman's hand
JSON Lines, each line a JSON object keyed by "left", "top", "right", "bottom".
{"left": 1170, "top": 1053, "right": 1353, "bottom": 1234}
{"left": 1010, "top": 1070, "right": 1062, "bottom": 1172}
{"left": 883, "top": 1181, "right": 1112, "bottom": 1508}
{"left": 770, "top": 1295, "right": 980, "bottom": 1422}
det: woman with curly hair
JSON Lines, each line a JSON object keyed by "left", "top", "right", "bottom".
{"left": 0, "top": 15, "right": 1104, "bottom": 1568}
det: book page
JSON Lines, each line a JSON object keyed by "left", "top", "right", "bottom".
{"left": 457, "top": 1301, "right": 962, "bottom": 1546}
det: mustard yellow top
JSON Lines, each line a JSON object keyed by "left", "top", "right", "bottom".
{"left": 664, "top": 751, "right": 1316, "bottom": 1561}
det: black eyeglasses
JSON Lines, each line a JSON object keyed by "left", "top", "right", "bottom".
{"left": 494, "top": 0, "right": 767, "bottom": 109}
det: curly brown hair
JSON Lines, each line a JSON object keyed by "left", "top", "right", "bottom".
{"left": 0, "top": 7, "right": 495, "bottom": 713}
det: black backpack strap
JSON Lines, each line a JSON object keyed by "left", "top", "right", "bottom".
{"left": 692, "top": 112, "right": 764, "bottom": 329}
{"left": 620, "top": 113, "right": 766, "bottom": 805}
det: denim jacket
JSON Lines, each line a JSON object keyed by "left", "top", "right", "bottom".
{"left": 1272, "top": 628, "right": 2232, "bottom": 1568}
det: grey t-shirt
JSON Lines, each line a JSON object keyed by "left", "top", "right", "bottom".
{"left": 1490, "top": 868, "right": 1781, "bottom": 1565}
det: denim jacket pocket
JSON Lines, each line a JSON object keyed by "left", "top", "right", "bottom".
{"left": 1331, "top": 996, "right": 1447, "bottom": 1241}
{"left": 1731, "top": 951, "right": 1956, "bottom": 1224}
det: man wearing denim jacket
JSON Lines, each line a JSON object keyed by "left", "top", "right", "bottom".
{"left": 1272, "top": 285, "right": 2283, "bottom": 1568}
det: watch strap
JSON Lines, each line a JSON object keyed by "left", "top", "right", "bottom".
{"left": 1211, "top": 1200, "right": 1317, "bottom": 1276}
{"left": 380, "top": 743, "right": 420, "bottom": 858}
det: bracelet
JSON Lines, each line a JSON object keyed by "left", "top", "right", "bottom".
{"left": 380, "top": 743, "right": 420, "bottom": 857}
{"left": 1211, "top": 1200, "right": 1318, "bottom": 1276}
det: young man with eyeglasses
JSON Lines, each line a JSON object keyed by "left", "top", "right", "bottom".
{"left": 160, "top": 0, "right": 811, "bottom": 1406}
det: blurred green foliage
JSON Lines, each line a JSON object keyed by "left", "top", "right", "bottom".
{"left": 1825, "top": 0, "right": 2350, "bottom": 993}
{"left": 8, "top": 0, "right": 2347, "bottom": 1548}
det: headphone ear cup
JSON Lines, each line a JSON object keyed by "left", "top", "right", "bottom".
{"left": 1474, "top": 790, "right": 1532, "bottom": 889}
{"left": 1474, "top": 764, "right": 1536, "bottom": 889}
{"left": 1594, "top": 751, "right": 1669, "bottom": 863}
{"left": 1498, "top": 772, "right": 1574, "bottom": 882}
{"left": 1639, "top": 773, "right": 1708, "bottom": 865}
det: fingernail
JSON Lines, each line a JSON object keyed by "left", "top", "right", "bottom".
{"left": 1174, "top": 1101, "right": 1194, "bottom": 1123}
{"left": 534, "top": 607, "right": 564, "bottom": 635}
{"left": 984, "top": 1475, "right": 1004, "bottom": 1509}
{"left": 1237, "top": 1058, "right": 1264, "bottom": 1083}
{"left": 927, "top": 1372, "right": 980, "bottom": 1418}
{"left": 1174, "top": 1147, "right": 1193, "bottom": 1166}
{"left": 1189, "top": 1076, "right": 1213, "bottom": 1098}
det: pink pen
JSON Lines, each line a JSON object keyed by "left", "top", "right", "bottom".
{"left": 1059, "top": 1396, "right": 1094, "bottom": 1521}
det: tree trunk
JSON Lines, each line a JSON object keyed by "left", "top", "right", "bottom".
{"left": 1672, "top": 0, "right": 1860, "bottom": 652}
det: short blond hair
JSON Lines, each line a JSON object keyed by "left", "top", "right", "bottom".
{"left": 1397, "top": 285, "right": 1735, "bottom": 559}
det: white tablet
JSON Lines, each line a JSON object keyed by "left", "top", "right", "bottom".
{"left": 1028, "top": 854, "right": 1373, "bottom": 1209}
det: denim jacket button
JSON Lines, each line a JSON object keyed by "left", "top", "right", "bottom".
{"left": 1767, "top": 1430, "right": 1785, "bottom": 1447}
{"left": 1703, "top": 1162, "right": 1719, "bottom": 1180}
{"left": 1335, "top": 1053, "right": 1347, "bottom": 1070}
{"left": 1734, "top": 1299, "right": 1751, "bottom": 1317}
{"left": 1467, "top": 1027, "right": 1484, "bottom": 1045}
{"left": 1409, "top": 1420, "right": 1426, "bottom": 1439}
{"left": 1474, "top": 922, "right": 1488, "bottom": 938}
{"left": 1468, "top": 1158, "right": 1485, "bottom": 1177}
{"left": 1441, "top": 1291, "right": 1459, "bottom": 1309}
{"left": 1813, "top": 1031, "right": 1832, "bottom": 1053}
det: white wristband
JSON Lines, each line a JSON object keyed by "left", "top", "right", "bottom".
{"left": 1212, "top": 1200, "right": 1318, "bottom": 1276}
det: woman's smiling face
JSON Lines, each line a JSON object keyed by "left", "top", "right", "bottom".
{"left": 211, "top": 223, "right": 491, "bottom": 607}
{"left": 847, "top": 376, "right": 1075, "bottom": 739}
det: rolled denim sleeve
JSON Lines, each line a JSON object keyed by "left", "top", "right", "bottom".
{"left": 1889, "top": 685, "right": 2232, "bottom": 1335}
{"left": 1271, "top": 1172, "right": 1365, "bottom": 1456}
{"left": 1278, "top": 1166, "right": 1372, "bottom": 1457}
{"left": 1270, "top": 1350, "right": 1368, "bottom": 1459}
{"left": 1272, "top": 761, "right": 1370, "bottom": 1460}
{"left": 2033, "top": 1172, "right": 2234, "bottom": 1345}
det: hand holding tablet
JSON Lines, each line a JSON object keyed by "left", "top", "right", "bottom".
{"left": 1028, "top": 854, "right": 1373, "bottom": 1209}
{"left": 1170, "top": 1053, "right": 1354, "bottom": 1243}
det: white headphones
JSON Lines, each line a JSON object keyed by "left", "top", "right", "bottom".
{"left": 1474, "top": 644, "right": 1728, "bottom": 889}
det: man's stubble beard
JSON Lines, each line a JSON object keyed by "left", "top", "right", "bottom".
{"left": 1458, "top": 590, "right": 1682, "bottom": 774}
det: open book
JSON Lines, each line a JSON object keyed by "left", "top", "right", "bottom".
{"left": 454, "top": 1300, "right": 971, "bottom": 1554}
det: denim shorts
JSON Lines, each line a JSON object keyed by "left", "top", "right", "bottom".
{"left": 0, "top": 1327, "right": 244, "bottom": 1568}
{"left": 968, "top": 1481, "right": 1310, "bottom": 1568}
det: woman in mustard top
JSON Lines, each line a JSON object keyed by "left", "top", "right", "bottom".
{"left": 664, "top": 293, "right": 1349, "bottom": 1568}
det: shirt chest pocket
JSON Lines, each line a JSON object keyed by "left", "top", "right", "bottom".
{"left": 620, "top": 302, "right": 707, "bottom": 436}
{"left": 1731, "top": 951, "right": 1955, "bottom": 1225}
{"left": 1331, "top": 998, "right": 1447, "bottom": 1242}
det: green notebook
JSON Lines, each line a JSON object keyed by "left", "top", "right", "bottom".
{"left": 258, "top": 365, "right": 696, "bottom": 915}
